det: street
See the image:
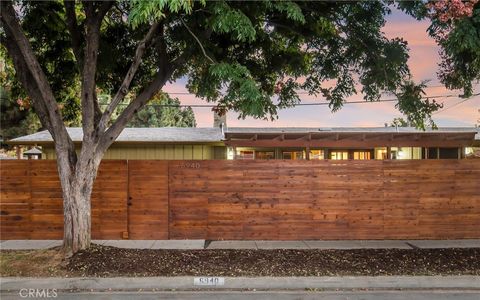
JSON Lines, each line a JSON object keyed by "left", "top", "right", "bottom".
{"left": 2, "top": 289, "right": 480, "bottom": 300}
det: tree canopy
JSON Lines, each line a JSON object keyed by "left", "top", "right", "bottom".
{"left": 4, "top": 0, "right": 477, "bottom": 131}
{"left": 400, "top": 0, "right": 480, "bottom": 98}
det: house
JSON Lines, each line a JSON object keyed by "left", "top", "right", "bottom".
{"left": 8, "top": 124, "right": 478, "bottom": 160}
{"left": 3, "top": 122, "right": 480, "bottom": 241}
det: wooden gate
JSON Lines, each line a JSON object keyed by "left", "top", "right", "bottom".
{"left": 127, "top": 161, "right": 169, "bottom": 239}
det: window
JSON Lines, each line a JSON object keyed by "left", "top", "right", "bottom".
{"left": 353, "top": 151, "right": 371, "bottom": 160}
{"left": 465, "top": 147, "right": 476, "bottom": 158}
{"left": 439, "top": 147, "right": 458, "bottom": 159}
{"left": 309, "top": 149, "right": 324, "bottom": 160}
{"left": 412, "top": 147, "right": 422, "bottom": 159}
{"left": 330, "top": 151, "right": 348, "bottom": 160}
{"left": 256, "top": 151, "right": 275, "bottom": 160}
{"left": 236, "top": 150, "right": 254, "bottom": 159}
{"left": 227, "top": 147, "right": 234, "bottom": 160}
{"left": 391, "top": 147, "right": 422, "bottom": 159}
{"left": 282, "top": 151, "right": 305, "bottom": 160}
{"left": 428, "top": 147, "right": 438, "bottom": 159}
{"left": 375, "top": 147, "right": 388, "bottom": 160}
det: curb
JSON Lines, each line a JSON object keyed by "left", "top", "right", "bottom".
{"left": 1, "top": 276, "right": 480, "bottom": 291}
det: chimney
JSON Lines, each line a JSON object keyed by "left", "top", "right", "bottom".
{"left": 213, "top": 111, "right": 226, "bottom": 128}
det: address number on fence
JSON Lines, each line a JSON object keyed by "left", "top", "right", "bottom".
{"left": 193, "top": 277, "right": 225, "bottom": 286}
{"left": 181, "top": 162, "right": 201, "bottom": 169}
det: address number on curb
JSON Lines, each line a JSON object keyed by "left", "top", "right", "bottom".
{"left": 194, "top": 277, "right": 225, "bottom": 286}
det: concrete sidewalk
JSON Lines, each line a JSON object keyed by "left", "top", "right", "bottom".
{"left": 1, "top": 239, "right": 480, "bottom": 250}
{"left": 1, "top": 276, "right": 480, "bottom": 291}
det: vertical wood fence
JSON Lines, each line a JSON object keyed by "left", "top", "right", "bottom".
{"left": 1, "top": 159, "right": 479, "bottom": 240}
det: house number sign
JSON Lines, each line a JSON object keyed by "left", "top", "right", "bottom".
{"left": 181, "top": 162, "right": 201, "bottom": 169}
{"left": 193, "top": 277, "right": 225, "bottom": 286}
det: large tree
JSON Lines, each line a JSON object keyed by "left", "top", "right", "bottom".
{"left": 1, "top": 0, "right": 478, "bottom": 255}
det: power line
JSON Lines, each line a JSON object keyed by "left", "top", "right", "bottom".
{"left": 162, "top": 83, "right": 478, "bottom": 96}
{"left": 433, "top": 94, "right": 480, "bottom": 115}
{"left": 100, "top": 93, "right": 476, "bottom": 108}
{"left": 162, "top": 87, "right": 458, "bottom": 96}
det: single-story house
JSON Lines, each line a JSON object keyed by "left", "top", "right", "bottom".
{"left": 8, "top": 123, "right": 479, "bottom": 160}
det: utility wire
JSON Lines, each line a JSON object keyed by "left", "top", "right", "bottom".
{"left": 162, "top": 86, "right": 456, "bottom": 96}
{"left": 433, "top": 93, "right": 480, "bottom": 115}
{"left": 100, "top": 93, "right": 478, "bottom": 108}
{"left": 158, "top": 83, "right": 479, "bottom": 96}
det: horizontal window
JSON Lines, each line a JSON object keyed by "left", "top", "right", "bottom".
{"left": 330, "top": 151, "right": 348, "bottom": 160}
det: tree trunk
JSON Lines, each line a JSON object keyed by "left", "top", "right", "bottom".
{"left": 62, "top": 182, "right": 91, "bottom": 255}
{"left": 57, "top": 148, "right": 102, "bottom": 256}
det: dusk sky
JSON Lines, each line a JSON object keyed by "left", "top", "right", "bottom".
{"left": 163, "top": 7, "right": 480, "bottom": 128}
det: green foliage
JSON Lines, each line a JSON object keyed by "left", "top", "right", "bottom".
{"left": 395, "top": 81, "right": 443, "bottom": 130}
{"left": 0, "top": 86, "right": 41, "bottom": 142}
{"left": 209, "top": 1, "right": 256, "bottom": 42}
{"left": 126, "top": 93, "right": 196, "bottom": 127}
{"left": 273, "top": 1, "right": 306, "bottom": 24}
{"left": 129, "top": 0, "right": 197, "bottom": 28}
{"left": 7, "top": 0, "right": 477, "bottom": 133}
{"left": 181, "top": 1, "right": 420, "bottom": 122}
{"left": 435, "top": 4, "right": 480, "bottom": 97}
{"left": 21, "top": 1, "right": 81, "bottom": 125}
{"left": 209, "top": 63, "right": 273, "bottom": 118}
{"left": 401, "top": 1, "right": 480, "bottom": 98}
{"left": 390, "top": 117, "right": 410, "bottom": 127}
{"left": 1, "top": 1, "right": 81, "bottom": 136}
{"left": 396, "top": 1, "right": 429, "bottom": 21}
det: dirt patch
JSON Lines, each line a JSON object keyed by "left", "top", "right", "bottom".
{"left": 0, "top": 248, "right": 66, "bottom": 277}
{"left": 67, "top": 244, "right": 480, "bottom": 277}
{"left": 3, "top": 245, "right": 479, "bottom": 277}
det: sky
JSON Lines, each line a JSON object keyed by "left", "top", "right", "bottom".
{"left": 162, "top": 7, "right": 480, "bottom": 128}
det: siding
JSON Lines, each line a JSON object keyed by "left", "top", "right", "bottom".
{"left": 42, "top": 144, "right": 225, "bottom": 160}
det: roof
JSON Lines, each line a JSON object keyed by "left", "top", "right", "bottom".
{"left": 23, "top": 147, "right": 42, "bottom": 155}
{"left": 9, "top": 127, "right": 224, "bottom": 144}
{"left": 224, "top": 127, "right": 478, "bottom": 148}
{"left": 226, "top": 127, "right": 478, "bottom": 134}
{"left": 7, "top": 126, "right": 479, "bottom": 145}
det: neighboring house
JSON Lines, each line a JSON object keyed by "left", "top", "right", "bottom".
{"left": 8, "top": 125, "right": 478, "bottom": 160}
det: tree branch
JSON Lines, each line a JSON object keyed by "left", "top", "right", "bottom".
{"left": 98, "top": 60, "right": 178, "bottom": 153}
{"left": 98, "top": 22, "right": 162, "bottom": 132}
{"left": 1, "top": 33, "right": 53, "bottom": 132}
{"left": 1, "top": 1, "right": 77, "bottom": 168}
{"left": 79, "top": 1, "right": 112, "bottom": 141}
{"left": 64, "top": 0, "right": 84, "bottom": 66}
{"left": 1, "top": 4, "right": 72, "bottom": 139}
{"left": 180, "top": 18, "right": 215, "bottom": 64}
{"left": 96, "top": 1, "right": 114, "bottom": 21}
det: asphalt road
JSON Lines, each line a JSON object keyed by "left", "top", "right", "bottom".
{"left": 2, "top": 290, "right": 480, "bottom": 300}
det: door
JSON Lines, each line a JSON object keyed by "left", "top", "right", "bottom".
{"left": 128, "top": 161, "right": 169, "bottom": 239}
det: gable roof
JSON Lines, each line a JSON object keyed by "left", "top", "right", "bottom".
{"left": 23, "top": 147, "right": 43, "bottom": 155}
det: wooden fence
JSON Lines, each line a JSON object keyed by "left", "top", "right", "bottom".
{"left": 1, "top": 159, "right": 479, "bottom": 240}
